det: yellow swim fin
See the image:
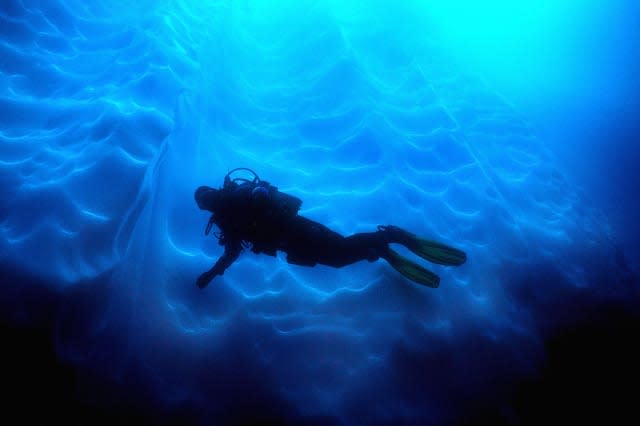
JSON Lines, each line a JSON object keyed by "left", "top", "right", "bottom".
{"left": 382, "top": 248, "right": 440, "bottom": 288}
{"left": 379, "top": 225, "right": 467, "bottom": 266}
{"left": 405, "top": 237, "right": 467, "bottom": 266}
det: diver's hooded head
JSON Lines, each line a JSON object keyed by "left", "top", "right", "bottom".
{"left": 195, "top": 186, "right": 220, "bottom": 212}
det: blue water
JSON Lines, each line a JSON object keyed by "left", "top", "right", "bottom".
{"left": 1, "top": 1, "right": 639, "bottom": 425}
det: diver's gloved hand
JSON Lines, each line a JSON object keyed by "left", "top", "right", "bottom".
{"left": 196, "top": 270, "right": 217, "bottom": 289}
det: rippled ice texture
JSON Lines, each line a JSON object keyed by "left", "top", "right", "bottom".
{"left": 0, "top": 0, "right": 634, "bottom": 425}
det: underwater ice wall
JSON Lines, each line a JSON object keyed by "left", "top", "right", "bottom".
{"left": 1, "top": 0, "right": 635, "bottom": 425}
{"left": 0, "top": 0, "right": 222, "bottom": 283}
{"left": 1, "top": 0, "right": 168, "bottom": 280}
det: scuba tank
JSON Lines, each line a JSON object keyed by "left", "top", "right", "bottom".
{"left": 223, "top": 167, "right": 302, "bottom": 218}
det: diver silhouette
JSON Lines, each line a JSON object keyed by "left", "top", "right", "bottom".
{"left": 195, "top": 168, "right": 466, "bottom": 289}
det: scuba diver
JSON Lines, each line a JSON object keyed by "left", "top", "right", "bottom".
{"left": 195, "top": 168, "right": 466, "bottom": 289}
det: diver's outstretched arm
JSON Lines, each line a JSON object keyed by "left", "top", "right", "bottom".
{"left": 197, "top": 240, "right": 242, "bottom": 288}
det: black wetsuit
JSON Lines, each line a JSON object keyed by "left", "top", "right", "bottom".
{"left": 201, "top": 181, "right": 388, "bottom": 283}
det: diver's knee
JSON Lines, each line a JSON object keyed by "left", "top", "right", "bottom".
{"left": 366, "top": 247, "right": 383, "bottom": 262}
{"left": 286, "top": 253, "right": 317, "bottom": 267}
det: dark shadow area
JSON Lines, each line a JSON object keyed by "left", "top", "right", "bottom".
{"left": 0, "top": 265, "right": 178, "bottom": 425}
{"left": 457, "top": 304, "right": 640, "bottom": 426}
{"left": 456, "top": 252, "right": 640, "bottom": 426}
{"left": 0, "top": 265, "right": 303, "bottom": 426}
{"left": 1, "top": 255, "right": 639, "bottom": 426}
{"left": 0, "top": 316, "right": 192, "bottom": 425}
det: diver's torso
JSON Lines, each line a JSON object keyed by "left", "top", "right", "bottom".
{"left": 213, "top": 184, "right": 289, "bottom": 254}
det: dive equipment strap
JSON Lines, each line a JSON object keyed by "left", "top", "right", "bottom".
{"left": 205, "top": 215, "right": 215, "bottom": 235}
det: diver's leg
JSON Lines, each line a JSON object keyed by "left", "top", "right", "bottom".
{"left": 315, "top": 231, "right": 388, "bottom": 267}
{"left": 282, "top": 218, "right": 445, "bottom": 287}
{"left": 282, "top": 217, "right": 386, "bottom": 267}
{"left": 304, "top": 229, "right": 443, "bottom": 287}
